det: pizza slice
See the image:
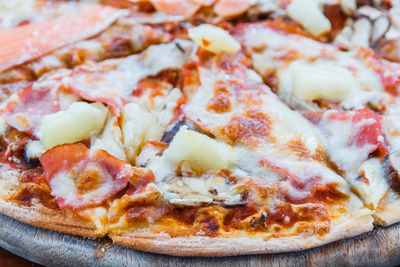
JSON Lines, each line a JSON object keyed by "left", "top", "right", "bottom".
{"left": 104, "top": 28, "right": 373, "bottom": 255}
{"left": 0, "top": 16, "right": 195, "bottom": 240}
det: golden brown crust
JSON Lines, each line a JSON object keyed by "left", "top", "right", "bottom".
{"left": 110, "top": 215, "right": 374, "bottom": 256}
{"left": 374, "top": 199, "right": 400, "bottom": 226}
{"left": 0, "top": 198, "right": 102, "bottom": 238}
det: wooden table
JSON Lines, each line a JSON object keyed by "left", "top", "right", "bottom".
{"left": 0, "top": 247, "right": 42, "bottom": 267}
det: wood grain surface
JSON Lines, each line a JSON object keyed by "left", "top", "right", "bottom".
{"left": 0, "top": 211, "right": 399, "bottom": 267}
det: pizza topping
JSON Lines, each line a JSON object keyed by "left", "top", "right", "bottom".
{"left": 162, "top": 127, "right": 236, "bottom": 175}
{"left": 304, "top": 109, "right": 387, "bottom": 179}
{"left": 0, "top": 4, "right": 122, "bottom": 72}
{"left": 188, "top": 24, "right": 240, "bottom": 55}
{"left": 1, "top": 81, "right": 61, "bottom": 137}
{"left": 160, "top": 176, "right": 243, "bottom": 206}
{"left": 286, "top": 0, "right": 331, "bottom": 37}
{"left": 383, "top": 151, "right": 400, "bottom": 193}
{"left": 282, "top": 62, "right": 357, "bottom": 102}
{"left": 91, "top": 114, "right": 126, "bottom": 161}
{"left": 122, "top": 103, "right": 162, "bottom": 163}
{"left": 40, "top": 102, "right": 107, "bottom": 150}
{"left": 40, "top": 143, "right": 133, "bottom": 209}
{"left": 65, "top": 39, "right": 195, "bottom": 116}
{"left": 353, "top": 158, "right": 388, "bottom": 209}
{"left": 150, "top": 0, "right": 201, "bottom": 18}
{"left": 213, "top": 0, "right": 255, "bottom": 18}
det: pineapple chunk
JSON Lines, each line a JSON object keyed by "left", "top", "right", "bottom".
{"left": 122, "top": 103, "right": 162, "bottom": 163}
{"left": 40, "top": 102, "right": 107, "bottom": 149}
{"left": 290, "top": 62, "right": 357, "bottom": 101}
{"left": 287, "top": 0, "right": 331, "bottom": 37}
{"left": 163, "top": 127, "right": 236, "bottom": 172}
{"left": 188, "top": 24, "right": 240, "bottom": 54}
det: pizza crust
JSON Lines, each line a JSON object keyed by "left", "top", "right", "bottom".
{"left": 110, "top": 215, "right": 374, "bottom": 256}
{"left": 374, "top": 199, "right": 400, "bottom": 226}
{"left": 0, "top": 198, "right": 102, "bottom": 238}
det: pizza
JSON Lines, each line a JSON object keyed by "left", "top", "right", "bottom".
{"left": 0, "top": 0, "right": 400, "bottom": 257}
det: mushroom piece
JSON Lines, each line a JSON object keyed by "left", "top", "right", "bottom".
{"left": 372, "top": 15, "right": 390, "bottom": 44}
{"left": 341, "top": 0, "right": 356, "bottom": 16}
{"left": 383, "top": 151, "right": 400, "bottom": 192}
{"left": 351, "top": 17, "right": 372, "bottom": 47}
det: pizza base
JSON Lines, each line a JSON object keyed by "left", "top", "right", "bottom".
{"left": 0, "top": 198, "right": 102, "bottom": 238}
{"left": 110, "top": 215, "right": 374, "bottom": 256}
{"left": 374, "top": 200, "right": 400, "bottom": 226}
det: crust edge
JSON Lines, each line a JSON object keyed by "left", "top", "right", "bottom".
{"left": 0, "top": 198, "right": 102, "bottom": 238}
{"left": 110, "top": 215, "right": 374, "bottom": 257}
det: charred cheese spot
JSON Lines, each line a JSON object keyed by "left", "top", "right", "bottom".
{"left": 207, "top": 82, "right": 232, "bottom": 113}
{"left": 14, "top": 183, "right": 58, "bottom": 210}
{"left": 287, "top": 139, "right": 326, "bottom": 163}
{"left": 221, "top": 107, "right": 272, "bottom": 145}
{"left": 199, "top": 216, "right": 220, "bottom": 235}
{"left": 223, "top": 206, "right": 257, "bottom": 228}
{"left": 126, "top": 206, "right": 148, "bottom": 224}
{"left": 75, "top": 169, "right": 101, "bottom": 194}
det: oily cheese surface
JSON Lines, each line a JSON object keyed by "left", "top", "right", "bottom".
{"left": 0, "top": 212, "right": 398, "bottom": 266}
{"left": 1, "top": 0, "right": 400, "bottom": 259}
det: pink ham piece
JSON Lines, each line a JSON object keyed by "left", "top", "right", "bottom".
{"left": 0, "top": 4, "right": 122, "bottom": 72}
{"left": 40, "top": 143, "right": 133, "bottom": 210}
{"left": 1, "top": 81, "right": 61, "bottom": 137}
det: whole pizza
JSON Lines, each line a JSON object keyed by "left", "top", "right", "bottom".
{"left": 1, "top": 0, "right": 400, "bottom": 257}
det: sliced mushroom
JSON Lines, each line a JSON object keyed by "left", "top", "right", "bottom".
{"left": 372, "top": 15, "right": 390, "bottom": 44}
{"left": 160, "top": 176, "right": 245, "bottom": 206}
{"left": 383, "top": 151, "right": 400, "bottom": 192}
{"left": 357, "top": 6, "right": 384, "bottom": 20}
{"left": 351, "top": 17, "right": 372, "bottom": 47}
{"left": 341, "top": 0, "right": 356, "bottom": 16}
{"left": 247, "top": 0, "right": 279, "bottom": 18}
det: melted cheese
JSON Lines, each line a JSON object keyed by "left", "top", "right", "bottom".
{"left": 0, "top": 165, "right": 19, "bottom": 197}
{"left": 160, "top": 176, "right": 242, "bottom": 206}
{"left": 25, "top": 140, "right": 45, "bottom": 160}
{"left": 237, "top": 25, "right": 384, "bottom": 110}
{"left": 352, "top": 158, "right": 388, "bottom": 209}
{"left": 122, "top": 103, "right": 162, "bottom": 163}
{"left": 383, "top": 98, "right": 400, "bottom": 151}
{"left": 183, "top": 60, "right": 349, "bottom": 199}
{"left": 63, "top": 39, "right": 196, "bottom": 113}
{"left": 287, "top": 0, "right": 331, "bottom": 37}
{"left": 40, "top": 102, "right": 107, "bottom": 149}
{"left": 0, "top": 116, "right": 8, "bottom": 136}
{"left": 317, "top": 111, "right": 376, "bottom": 179}
{"left": 91, "top": 115, "right": 126, "bottom": 161}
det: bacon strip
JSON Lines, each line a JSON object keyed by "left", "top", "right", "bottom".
{"left": 0, "top": 4, "right": 121, "bottom": 72}
{"left": 150, "top": 0, "right": 201, "bottom": 18}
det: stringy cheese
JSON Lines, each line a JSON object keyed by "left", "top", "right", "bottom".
{"left": 352, "top": 158, "right": 388, "bottom": 209}
{"left": 122, "top": 103, "right": 162, "bottom": 163}
{"left": 91, "top": 115, "right": 126, "bottom": 161}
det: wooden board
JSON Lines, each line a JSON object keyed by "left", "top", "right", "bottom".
{"left": 0, "top": 212, "right": 399, "bottom": 267}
